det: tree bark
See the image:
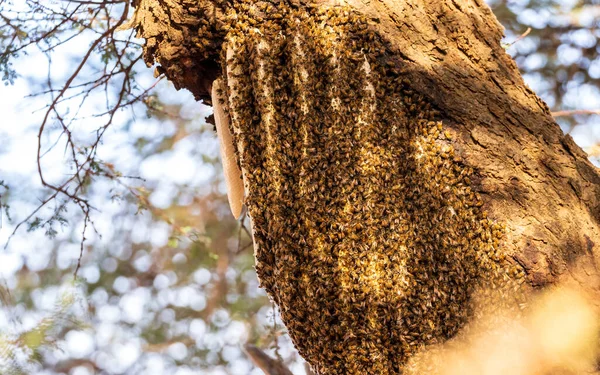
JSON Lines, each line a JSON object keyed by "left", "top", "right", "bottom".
{"left": 131, "top": 0, "right": 600, "bottom": 373}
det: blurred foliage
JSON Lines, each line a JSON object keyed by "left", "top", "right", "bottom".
{"left": 489, "top": 0, "right": 600, "bottom": 145}
{"left": 0, "top": 0, "right": 598, "bottom": 374}
{"left": 0, "top": 283, "right": 87, "bottom": 375}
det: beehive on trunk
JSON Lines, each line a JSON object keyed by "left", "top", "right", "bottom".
{"left": 132, "top": 0, "right": 600, "bottom": 373}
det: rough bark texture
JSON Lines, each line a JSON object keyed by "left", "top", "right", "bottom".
{"left": 351, "top": 0, "right": 600, "bottom": 291}
{"left": 131, "top": 0, "right": 600, "bottom": 373}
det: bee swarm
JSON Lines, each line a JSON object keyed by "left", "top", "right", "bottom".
{"left": 136, "top": 1, "right": 527, "bottom": 373}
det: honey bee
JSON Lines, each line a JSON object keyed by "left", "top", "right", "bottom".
{"left": 187, "top": 3, "right": 533, "bottom": 374}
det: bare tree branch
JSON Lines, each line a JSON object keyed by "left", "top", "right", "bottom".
{"left": 243, "top": 344, "right": 294, "bottom": 375}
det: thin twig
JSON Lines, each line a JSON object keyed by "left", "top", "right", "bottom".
{"left": 236, "top": 212, "right": 253, "bottom": 255}
{"left": 506, "top": 27, "right": 532, "bottom": 47}
{"left": 552, "top": 109, "right": 600, "bottom": 117}
{"left": 73, "top": 208, "right": 90, "bottom": 279}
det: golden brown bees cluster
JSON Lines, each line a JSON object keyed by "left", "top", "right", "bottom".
{"left": 154, "top": 1, "right": 527, "bottom": 373}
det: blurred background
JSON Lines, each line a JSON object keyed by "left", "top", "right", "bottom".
{"left": 0, "top": 0, "right": 598, "bottom": 374}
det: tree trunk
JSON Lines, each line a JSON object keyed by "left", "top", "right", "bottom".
{"left": 131, "top": 0, "right": 600, "bottom": 373}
